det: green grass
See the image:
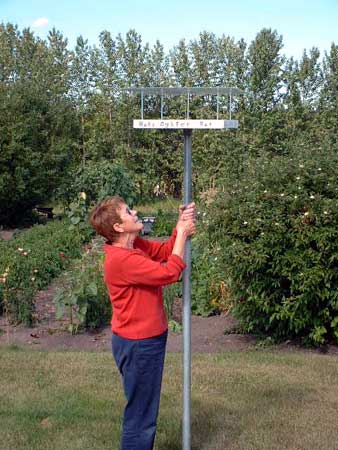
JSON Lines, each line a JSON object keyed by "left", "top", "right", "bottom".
{"left": 1, "top": 347, "right": 338, "bottom": 450}
{"left": 135, "top": 197, "right": 181, "bottom": 215}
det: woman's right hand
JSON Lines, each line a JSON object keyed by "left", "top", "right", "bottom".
{"left": 176, "top": 219, "right": 196, "bottom": 237}
{"left": 172, "top": 219, "right": 196, "bottom": 259}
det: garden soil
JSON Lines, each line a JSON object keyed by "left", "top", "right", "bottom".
{"left": 1, "top": 280, "right": 338, "bottom": 356}
{"left": 0, "top": 277, "right": 256, "bottom": 352}
{"left": 0, "top": 229, "right": 257, "bottom": 353}
{"left": 1, "top": 230, "right": 337, "bottom": 355}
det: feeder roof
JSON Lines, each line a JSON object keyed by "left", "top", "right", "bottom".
{"left": 123, "top": 86, "right": 242, "bottom": 96}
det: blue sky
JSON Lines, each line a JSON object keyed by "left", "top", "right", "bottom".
{"left": 1, "top": 0, "right": 337, "bottom": 59}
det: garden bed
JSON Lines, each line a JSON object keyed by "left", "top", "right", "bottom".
{"left": 0, "top": 274, "right": 255, "bottom": 352}
{"left": 1, "top": 276, "right": 338, "bottom": 355}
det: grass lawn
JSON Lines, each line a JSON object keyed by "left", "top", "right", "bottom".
{"left": 136, "top": 197, "right": 181, "bottom": 215}
{"left": 1, "top": 347, "right": 338, "bottom": 450}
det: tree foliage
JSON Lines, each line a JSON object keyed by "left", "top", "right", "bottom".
{"left": 1, "top": 23, "right": 337, "bottom": 225}
{"left": 0, "top": 24, "right": 79, "bottom": 225}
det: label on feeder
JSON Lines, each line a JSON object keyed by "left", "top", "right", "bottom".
{"left": 133, "top": 119, "right": 238, "bottom": 129}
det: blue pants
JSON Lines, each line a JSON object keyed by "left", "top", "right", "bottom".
{"left": 112, "top": 330, "right": 168, "bottom": 450}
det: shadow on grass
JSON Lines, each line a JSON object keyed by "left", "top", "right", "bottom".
{"left": 191, "top": 397, "right": 240, "bottom": 450}
{"left": 156, "top": 397, "right": 239, "bottom": 450}
{"left": 157, "top": 382, "right": 314, "bottom": 450}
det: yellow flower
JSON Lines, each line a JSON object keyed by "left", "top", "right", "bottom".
{"left": 80, "top": 192, "right": 87, "bottom": 200}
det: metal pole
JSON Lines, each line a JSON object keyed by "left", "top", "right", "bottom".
{"left": 187, "top": 92, "right": 190, "bottom": 119}
{"left": 183, "top": 128, "right": 192, "bottom": 450}
{"left": 141, "top": 89, "right": 144, "bottom": 120}
{"left": 161, "top": 88, "right": 164, "bottom": 119}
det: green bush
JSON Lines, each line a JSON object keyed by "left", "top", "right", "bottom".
{"left": 66, "top": 192, "right": 94, "bottom": 242}
{"left": 54, "top": 240, "right": 111, "bottom": 334}
{"left": 0, "top": 220, "right": 85, "bottom": 324}
{"left": 150, "top": 209, "right": 177, "bottom": 237}
{"left": 163, "top": 283, "right": 181, "bottom": 319}
{"left": 206, "top": 143, "right": 338, "bottom": 345}
{"left": 58, "top": 161, "right": 137, "bottom": 206}
{"left": 190, "top": 213, "right": 233, "bottom": 316}
{"left": 136, "top": 198, "right": 180, "bottom": 237}
{"left": 191, "top": 238, "right": 228, "bottom": 316}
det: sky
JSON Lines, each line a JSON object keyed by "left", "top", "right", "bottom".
{"left": 1, "top": 0, "right": 338, "bottom": 60}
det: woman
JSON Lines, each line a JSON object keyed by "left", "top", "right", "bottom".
{"left": 90, "top": 196, "right": 196, "bottom": 450}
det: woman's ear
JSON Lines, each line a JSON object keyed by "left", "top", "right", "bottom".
{"left": 113, "top": 223, "right": 124, "bottom": 233}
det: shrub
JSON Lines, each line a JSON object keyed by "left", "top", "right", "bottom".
{"left": 206, "top": 144, "right": 338, "bottom": 345}
{"left": 54, "top": 240, "right": 110, "bottom": 334}
{"left": 0, "top": 220, "right": 85, "bottom": 324}
{"left": 66, "top": 192, "right": 94, "bottom": 242}
{"left": 163, "top": 282, "right": 181, "bottom": 319}
{"left": 191, "top": 218, "right": 233, "bottom": 316}
{"left": 150, "top": 209, "right": 177, "bottom": 237}
{"left": 58, "top": 161, "right": 137, "bottom": 207}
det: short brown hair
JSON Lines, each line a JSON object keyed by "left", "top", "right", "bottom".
{"left": 89, "top": 196, "right": 125, "bottom": 242}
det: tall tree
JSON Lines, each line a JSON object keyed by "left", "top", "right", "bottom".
{"left": 69, "top": 35, "right": 95, "bottom": 164}
{"left": 0, "top": 24, "right": 79, "bottom": 225}
{"left": 243, "top": 29, "right": 288, "bottom": 154}
{"left": 170, "top": 39, "right": 193, "bottom": 87}
{"left": 190, "top": 31, "right": 217, "bottom": 86}
{"left": 247, "top": 28, "right": 285, "bottom": 112}
{"left": 319, "top": 43, "right": 338, "bottom": 142}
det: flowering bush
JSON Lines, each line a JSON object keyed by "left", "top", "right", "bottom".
{"left": 0, "top": 220, "right": 84, "bottom": 324}
{"left": 191, "top": 212, "right": 233, "bottom": 316}
{"left": 206, "top": 144, "right": 338, "bottom": 345}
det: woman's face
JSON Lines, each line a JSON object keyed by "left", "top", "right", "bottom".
{"left": 118, "top": 203, "right": 144, "bottom": 234}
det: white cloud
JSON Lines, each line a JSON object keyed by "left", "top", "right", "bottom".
{"left": 32, "top": 17, "right": 49, "bottom": 28}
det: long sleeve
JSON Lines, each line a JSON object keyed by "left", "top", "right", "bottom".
{"left": 119, "top": 250, "right": 185, "bottom": 287}
{"left": 134, "top": 227, "right": 177, "bottom": 262}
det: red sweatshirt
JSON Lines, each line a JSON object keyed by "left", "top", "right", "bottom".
{"left": 104, "top": 228, "right": 186, "bottom": 339}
